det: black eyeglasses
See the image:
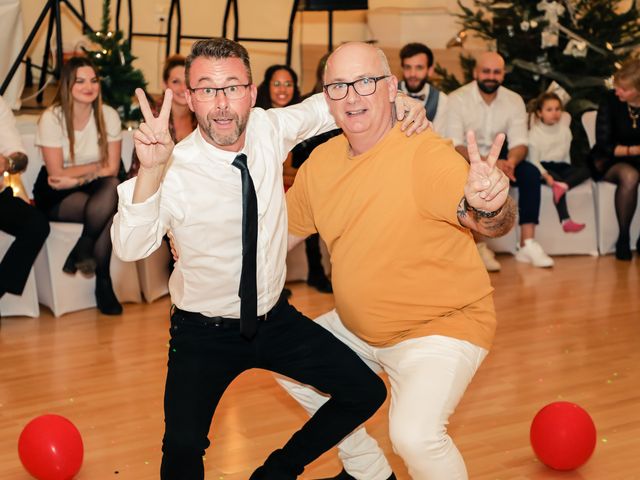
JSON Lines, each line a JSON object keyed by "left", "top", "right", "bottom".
{"left": 189, "top": 83, "right": 251, "bottom": 101}
{"left": 323, "top": 75, "right": 390, "bottom": 100}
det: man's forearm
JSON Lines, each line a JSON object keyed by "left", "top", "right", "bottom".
{"left": 133, "top": 165, "right": 165, "bottom": 204}
{"left": 457, "top": 196, "right": 516, "bottom": 238}
{"left": 507, "top": 145, "right": 527, "bottom": 165}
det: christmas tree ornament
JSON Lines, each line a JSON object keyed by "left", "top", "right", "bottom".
{"left": 541, "top": 29, "right": 560, "bottom": 48}
{"left": 563, "top": 39, "right": 588, "bottom": 57}
{"left": 538, "top": 0, "right": 565, "bottom": 48}
{"left": 520, "top": 20, "right": 531, "bottom": 31}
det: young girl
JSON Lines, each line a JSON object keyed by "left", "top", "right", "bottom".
{"left": 34, "top": 56, "right": 123, "bottom": 315}
{"left": 528, "top": 92, "right": 591, "bottom": 233}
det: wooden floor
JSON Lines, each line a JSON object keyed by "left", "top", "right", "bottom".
{"left": 1, "top": 254, "right": 639, "bottom": 479}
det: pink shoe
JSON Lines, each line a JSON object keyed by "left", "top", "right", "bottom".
{"left": 562, "top": 219, "right": 586, "bottom": 233}
{"left": 552, "top": 182, "right": 569, "bottom": 204}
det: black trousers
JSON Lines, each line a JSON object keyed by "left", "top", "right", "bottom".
{"left": 540, "top": 161, "right": 591, "bottom": 221}
{"left": 0, "top": 188, "right": 49, "bottom": 296}
{"left": 161, "top": 297, "right": 387, "bottom": 479}
{"left": 513, "top": 161, "right": 542, "bottom": 225}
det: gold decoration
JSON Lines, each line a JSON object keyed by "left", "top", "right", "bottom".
{"left": 4, "top": 172, "right": 30, "bottom": 203}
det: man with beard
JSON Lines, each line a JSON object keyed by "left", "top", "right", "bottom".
{"left": 111, "top": 38, "right": 429, "bottom": 479}
{"left": 446, "top": 51, "right": 553, "bottom": 271}
{"left": 398, "top": 42, "right": 448, "bottom": 134}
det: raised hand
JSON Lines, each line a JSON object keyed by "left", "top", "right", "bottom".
{"left": 133, "top": 88, "right": 175, "bottom": 170}
{"left": 464, "top": 130, "right": 510, "bottom": 213}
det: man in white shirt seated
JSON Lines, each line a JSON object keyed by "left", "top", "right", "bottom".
{"left": 0, "top": 95, "right": 50, "bottom": 317}
{"left": 111, "top": 38, "right": 428, "bottom": 480}
{"left": 398, "top": 42, "right": 448, "bottom": 135}
{"left": 446, "top": 52, "right": 554, "bottom": 270}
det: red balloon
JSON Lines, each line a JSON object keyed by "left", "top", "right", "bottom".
{"left": 18, "top": 414, "right": 83, "bottom": 480}
{"left": 530, "top": 401, "right": 596, "bottom": 471}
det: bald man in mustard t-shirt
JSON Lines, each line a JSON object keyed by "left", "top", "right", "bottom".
{"left": 278, "top": 43, "right": 516, "bottom": 480}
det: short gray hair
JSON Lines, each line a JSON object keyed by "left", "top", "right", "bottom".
{"left": 185, "top": 38, "right": 252, "bottom": 87}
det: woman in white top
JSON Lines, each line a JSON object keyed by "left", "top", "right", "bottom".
{"left": 34, "top": 56, "right": 123, "bottom": 315}
{"left": 527, "top": 92, "right": 590, "bottom": 233}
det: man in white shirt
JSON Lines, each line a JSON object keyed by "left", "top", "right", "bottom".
{"left": 398, "top": 42, "right": 448, "bottom": 135}
{"left": 111, "top": 38, "right": 427, "bottom": 480}
{"left": 0, "top": 94, "right": 50, "bottom": 317}
{"left": 446, "top": 52, "right": 554, "bottom": 269}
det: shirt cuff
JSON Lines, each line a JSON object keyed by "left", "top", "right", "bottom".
{"left": 117, "top": 177, "right": 162, "bottom": 227}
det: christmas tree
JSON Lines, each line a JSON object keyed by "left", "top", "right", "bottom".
{"left": 437, "top": 0, "right": 640, "bottom": 112}
{"left": 83, "top": 0, "right": 147, "bottom": 123}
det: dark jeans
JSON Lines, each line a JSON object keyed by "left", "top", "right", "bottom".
{"left": 541, "top": 162, "right": 591, "bottom": 221}
{"left": 161, "top": 297, "right": 387, "bottom": 479}
{"left": 0, "top": 188, "right": 49, "bottom": 296}
{"left": 513, "top": 161, "right": 542, "bottom": 225}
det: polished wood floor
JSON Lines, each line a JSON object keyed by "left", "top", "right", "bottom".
{"left": 1, "top": 254, "right": 639, "bottom": 479}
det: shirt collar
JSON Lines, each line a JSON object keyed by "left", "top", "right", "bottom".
{"left": 193, "top": 126, "right": 244, "bottom": 166}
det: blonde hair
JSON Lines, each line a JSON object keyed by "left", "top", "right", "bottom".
{"left": 51, "top": 56, "right": 108, "bottom": 166}
{"left": 613, "top": 57, "right": 640, "bottom": 92}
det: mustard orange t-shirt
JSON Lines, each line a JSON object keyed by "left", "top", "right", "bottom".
{"left": 287, "top": 125, "right": 496, "bottom": 349}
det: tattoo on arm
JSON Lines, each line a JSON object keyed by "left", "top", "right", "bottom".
{"left": 457, "top": 196, "right": 517, "bottom": 238}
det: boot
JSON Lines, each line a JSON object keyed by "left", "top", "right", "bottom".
{"left": 95, "top": 276, "right": 123, "bottom": 315}
{"left": 63, "top": 236, "right": 96, "bottom": 275}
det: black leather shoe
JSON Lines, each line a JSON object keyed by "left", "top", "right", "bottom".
{"left": 315, "top": 469, "right": 396, "bottom": 480}
{"left": 95, "top": 277, "right": 123, "bottom": 315}
{"left": 307, "top": 273, "right": 333, "bottom": 293}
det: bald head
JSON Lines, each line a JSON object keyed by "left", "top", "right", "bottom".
{"left": 474, "top": 51, "right": 505, "bottom": 96}
{"left": 324, "top": 42, "right": 391, "bottom": 84}
{"left": 322, "top": 42, "right": 398, "bottom": 156}
{"left": 476, "top": 52, "right": 505, "bottom": 72}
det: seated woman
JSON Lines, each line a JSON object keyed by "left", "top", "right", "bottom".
{"left": 255, "top": 64, "right": 333, "bottom": 293}
{"left": 588, "top": 58, "right": 640, "bottom": 260}
{"left": 34, "top": 56, "right": 124, "bottom": 314}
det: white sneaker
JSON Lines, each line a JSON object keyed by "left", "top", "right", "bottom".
{"left": 515, "top": 239, "right": 554, "bottom": 267}
{"left": 477, "top": 242, "right": 501, "bottom": 272}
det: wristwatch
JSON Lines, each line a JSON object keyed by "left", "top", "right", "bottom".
{"left": 463, "top": 197, "right": 503, "bottom": 218}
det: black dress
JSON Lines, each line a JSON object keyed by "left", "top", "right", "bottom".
{"left": 588, "top": 90, "right": 640, "bottom": 179}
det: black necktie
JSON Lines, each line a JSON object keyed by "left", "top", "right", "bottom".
{"left": 409, "top": 93, "right": 426, "bottom": 101}
{"left": 232, "top": 153, "right": 258, "bottom": 339}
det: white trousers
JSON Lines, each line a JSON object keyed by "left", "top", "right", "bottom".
{"left": 276, "top": 309, "right": 488, "bottom": 480}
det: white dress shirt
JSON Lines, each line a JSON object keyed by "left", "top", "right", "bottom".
{"left": 112, "top": 94, "right": 335, "bottom": 317}
{"left": 0, "top": 94, "right": 25, "bottom": 191}
{"left": 398, "top": 81, "right": 448, "bottom": 136}
{"left": 445, "top": 81, "right": 528, "bottom": 156}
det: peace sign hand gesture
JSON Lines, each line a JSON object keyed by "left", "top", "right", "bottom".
{"left": 463, "top": 130, "right": 510, "bottom": 213}
{"left": 133, "top": 88, "right": 175, "bottom": 170}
